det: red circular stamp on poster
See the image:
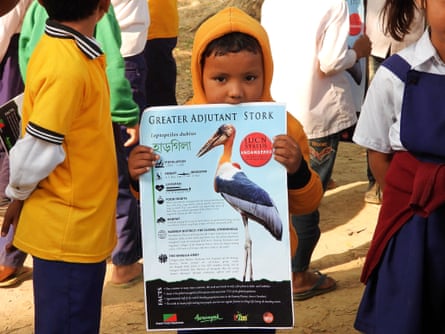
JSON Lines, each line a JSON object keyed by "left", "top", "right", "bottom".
{"left": 239, "top": 132, "right": 273, "bottom": 167}
{"left": 263, "top": 311, "right": 274, "bottom": 324}
{"left": 349, "top": 13, "right": 362, "bottom": 36}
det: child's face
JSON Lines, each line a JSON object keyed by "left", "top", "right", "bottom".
{"left": 426, "top": 0, "right": 445, "bottom": 52}
{"left": 202, "top": 50, "right": 264, "bottom": 104}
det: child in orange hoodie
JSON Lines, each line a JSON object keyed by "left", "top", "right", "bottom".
{"left": 128, "top": 7, "right": 323, "bottom": 332}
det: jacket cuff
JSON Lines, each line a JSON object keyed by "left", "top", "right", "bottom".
{"left": 287, "top": 159, "right": 311, "bottom": 189}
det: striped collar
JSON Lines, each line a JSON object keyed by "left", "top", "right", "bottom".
{"left": 44, "top": 19, "right": 103, "bottom": 59}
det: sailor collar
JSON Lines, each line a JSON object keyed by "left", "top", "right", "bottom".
{"left": 44, "top": 19, "right": 103, "bottom": 59}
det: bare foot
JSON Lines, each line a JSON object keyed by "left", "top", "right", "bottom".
{"left": 292, "top": 270, "right": 336, "bottom": 294}
{"left": 0, "top": 265, "right": 17, "bottom": 282}
{"left": 110, "top": 262, "right": 142, "bottom": 285}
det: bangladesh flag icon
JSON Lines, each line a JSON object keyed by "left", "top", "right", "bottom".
{"left": 163, "top": 314, "right": 177, "bottom": 322}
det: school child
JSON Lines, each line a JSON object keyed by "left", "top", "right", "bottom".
{"left": 352, "top": 0, "right": 445, "bottom": 332}
{"left": 0, "top": 0, "right": 117, "bottom": 332}
{"left": 111, "top": 0, "right": 149, "bottom": 111}
{"left": 261, "top": 0, "right": 371, "bottom": 301}
{"left": 128, "top": 7, "right": 324, "bottom": 333}
{"left": 0, "top": 0, "right": 143, "bottom": 288}
{"left": 111, "top": 0, "right": 149, "bottom": 157}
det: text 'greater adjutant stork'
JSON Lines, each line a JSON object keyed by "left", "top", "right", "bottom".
{"left": 197, "top": 124, "right": 282, "bottom": 281}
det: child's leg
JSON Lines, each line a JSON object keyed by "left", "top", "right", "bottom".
{"left": 111, "top": 124, "right": 142, "bottom": 285}
{"left": 144, "top": 38, "right": 178, "bottom": 107}
{"left": 111, "top": 131, "right": 142, "bottom": 283}
{"left": 120, "top": 51, "right": 147, "bottom": 155}
{"left": 123, "top": 51, "right": 147, "bottom": 113}
{"left": 33, "top": 257, "right": 106, "bottom": 334}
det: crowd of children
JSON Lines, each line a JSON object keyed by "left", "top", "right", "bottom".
{"left": 2, "top": 0, "right": 445, "bottom": 333}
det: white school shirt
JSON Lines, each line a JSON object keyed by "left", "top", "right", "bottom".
{"left": 261, "top": 0, "right": 357, "bottom": 139}
{"left": 111, "top": 0, "right": 150, "bottom": 57}
{"left": 353, "top": 29, "right": 445, "bottom": 154}
{"left": 0, "top": 0, "right": 32, "bottom": 61}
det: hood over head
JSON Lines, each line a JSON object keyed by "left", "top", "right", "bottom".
{"left": 188, "top": 6, "right": 273, "bottom": 104}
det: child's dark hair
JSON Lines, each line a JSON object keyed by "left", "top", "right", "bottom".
{"left": 40, "top": 0, "right": 101, "bottom": 22}
{"left": 201, "top": 32, "right": 261, "bottom": 68}
{"left": 381, "top": 0, "right": 421, "bottom": 41}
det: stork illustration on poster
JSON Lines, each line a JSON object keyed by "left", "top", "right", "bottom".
{"left": 346, "top": 0, "right": 366, "bottom": 111}
{"left": 139, "top": 102, "right": 293, "bottom": 331}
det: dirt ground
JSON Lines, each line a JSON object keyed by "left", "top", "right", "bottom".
{"left": 0, "top": 1, "right": 381, "bottom": 333}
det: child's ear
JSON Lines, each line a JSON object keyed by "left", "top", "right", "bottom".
{"left": 98, "top": 0, "right": 110, "bottom": 14}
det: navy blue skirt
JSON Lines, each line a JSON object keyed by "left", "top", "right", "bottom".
{"left": 354, "top": 207, "right": 445, "bottom": 333}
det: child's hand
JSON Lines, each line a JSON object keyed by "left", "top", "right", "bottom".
{"left": 128, "top": 145, "right": 160, "bottom": 181}
{"left": 1, "top": 200, "right": 24, "bottom": 253}
{"left": 352, "top": 34, "right": 372, "bottom": 59}
{"left": 273, "top": 134, "right": 302, "bottom": 175}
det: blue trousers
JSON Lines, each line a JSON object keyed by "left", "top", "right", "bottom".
{"left": 120, "top": 50, "right": 146, "bottom": 156}
{"left": 291, "top": 133, "right": 340, "bottom": 272}
{"left": 33, "top": 257, "right": 106, "bottom": 334}
{"left": 112, "top": 50, "right": 146, "bottom": 265}
{"left": 144, "top": 37, "right": 178, "bottom": 107}
{"left": 112, "top": 124, "right": 142, "bottom": 266}
{"left": 124, "top": 51, "right": 147, "bottom": 113}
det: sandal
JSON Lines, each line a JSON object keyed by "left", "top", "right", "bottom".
{"left": 293, "top": 270, "right": 336, "bottom": 301}
{"left": 0, "top": 267, "right": 33, "bottom": 288}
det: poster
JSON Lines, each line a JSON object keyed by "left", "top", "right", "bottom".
{"left": 0, "top": 93, "right": 23, "bottom": 153}
{"left": 346, "top": 0, "right": 366, "bottom": 111}
{"left": 139, "top": 102, "right": 293, "bottom": 331}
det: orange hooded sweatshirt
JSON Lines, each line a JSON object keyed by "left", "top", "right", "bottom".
{"left": 188, "top": 7, "right": 324, "bottom": 255}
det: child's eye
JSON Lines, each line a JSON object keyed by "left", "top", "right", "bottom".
{"left": 245, "top": 75, "right": 257, "bottom": 82}
{"left": 214, "top": 76, "right": 226, "bottom": 83}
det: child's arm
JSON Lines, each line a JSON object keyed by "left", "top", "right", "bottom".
{"left": 1, "top": 134, "right": 65, "bottom": 240}
{"left": 0, "top": 199, "right": 23, "bottom": 249}
{"left": 285, "top": 114, "right": 323, "bottom": 215}
{"left": 96, "top": 5, "right": 140, "bottom": 128}
{"left": 6, "top": 134, "right": 65, "bottom": 200}
{"left": 367, "top": 149, "right": 393, "bottom": 191}
{"left": 273, "top": 131, "right": 318, "bottom": 258}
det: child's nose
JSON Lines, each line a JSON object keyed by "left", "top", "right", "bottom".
{"left": 228, "top": 82, "right": 243, "bottom": 100}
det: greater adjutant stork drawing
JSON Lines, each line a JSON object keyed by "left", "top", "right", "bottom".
{"left": 197, "top": 124, "right": 283, "bottom": 281}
